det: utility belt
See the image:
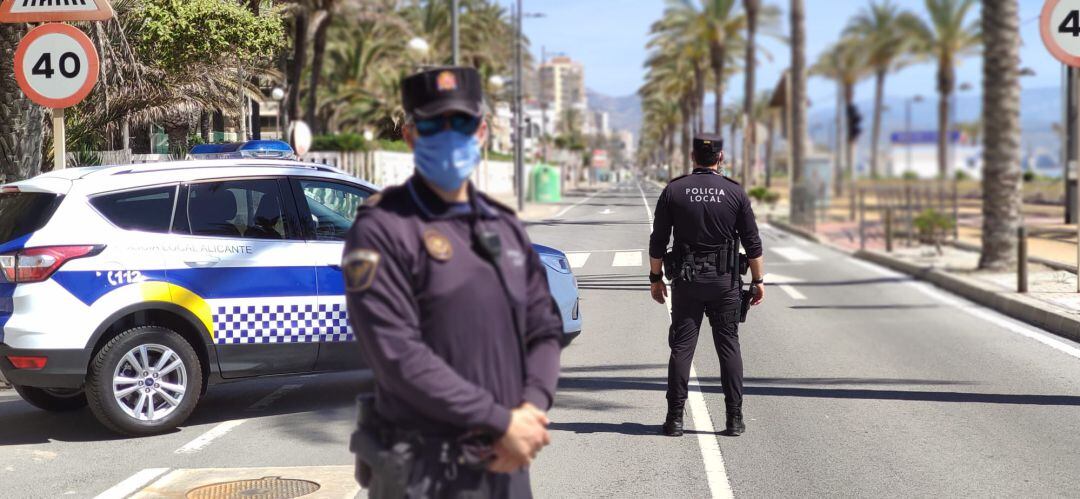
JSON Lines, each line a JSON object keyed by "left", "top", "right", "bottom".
{"left": 351, "top": 394, "right": 495, "bottom": 496}
{"left": 662, "top": 242, "right": 746, "bottom": 284}
{"left": 663, "top": 241, "right": 754, "bottom": 324}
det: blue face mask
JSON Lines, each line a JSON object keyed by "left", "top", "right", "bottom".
{"left": 414, "top": 130, "right": 481, "bottom": 192}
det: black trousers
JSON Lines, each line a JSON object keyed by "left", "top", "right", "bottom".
{"left": 666, "top": 278, "right": 743, "bottom": 413}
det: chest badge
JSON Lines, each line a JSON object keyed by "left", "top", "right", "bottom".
{"left": 423, "top": 229, "right": 454, "bottom": 262}
{"left": 343, "top": 249, "right": 380, "bottom": 292}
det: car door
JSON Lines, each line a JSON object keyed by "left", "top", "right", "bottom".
{"left": 289, "top": 177, "right": 372, "bottom": 371}
{"left": 167, "top": 177, "right": 318, "bottom": 378}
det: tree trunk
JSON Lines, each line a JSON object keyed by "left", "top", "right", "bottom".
{"left": 789, "top": 0, "right": 809, "bottom": 225}
{"left": 765, "top": 111, "right": 775, "bottom": 188}
{"left": 200, "top": 111, "right": 211, "bottom": 143}
{"left": 834, "top": 82, "right": 844, "bottom": 194}
{"left": 936, "top": 60, "right": 954, "bottom": 179}
{"left": 710, "top": 42, "right": 725, "bottom": 135}
{"left": 841, "top": 83, "right": 854, "bottom": 198}
{"left": 0, "top": 24, "right": 45, "bottom": 182}
{"left": 681, "top": 98, "right": 692, "bottom": 175}
{"left": 744, "top": 0, "right": 758, "bottom": 187}
{"left": 870, "top": 69, "right": 886, "bottom": 179}
{"left": 307, "top": 10, "right": 332, "bottom": 134}
{"left": 287, "top": 10, "right": 309, "bottom": 125}
{"left": 165, "top": 115, "right": 192, "bottom": 159}
{"left": 978, "top": 0, "right": 1022, "bottom": 270}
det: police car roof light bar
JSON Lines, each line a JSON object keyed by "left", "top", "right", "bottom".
{"left": 188, "top": 140, "right": 296, "bottom": 160}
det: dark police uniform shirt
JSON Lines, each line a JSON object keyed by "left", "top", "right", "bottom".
{"left": 649, "top": 168, "right": 763, "bottom": 263}
{"left": 343, "top": 176, "right": 563, "bottom": 437}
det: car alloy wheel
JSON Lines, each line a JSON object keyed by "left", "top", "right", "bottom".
{"left": 112, "top": 344, "right": 188, "bottom": 422}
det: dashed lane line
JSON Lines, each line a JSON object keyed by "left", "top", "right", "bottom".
{"left": 637, "top": 180, "right": 735, "bottom": 499}
{"left": 93, "top": 468, "right": 169, "bottom": 499}
{"left": 174, "top": 419, "right": 247, "bottom": 455}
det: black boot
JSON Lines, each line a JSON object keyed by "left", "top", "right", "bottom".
{"left": 725, "top": 410, "right": 745, "bottom": 436}
{"left": 662, "top": 408, "right": 684, "bottom": 437}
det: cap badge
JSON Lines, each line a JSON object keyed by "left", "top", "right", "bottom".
{"left": 424, "top": 229, "right": 454, "bottom": 261}
{"left": 436, "top": 71, "right": 458, "bottom": 92}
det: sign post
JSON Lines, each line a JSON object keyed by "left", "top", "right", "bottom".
{"left": 13, "top": 23, "right": 99, "bottom": 171}
{"left": 1041, "top": 0, "right": 1080, "bottom": 292}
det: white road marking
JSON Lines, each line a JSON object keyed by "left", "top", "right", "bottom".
{"left": 778, "top": 284, "right": 807, "bottom": 300}
{"left": 600, "top": 208, "right": 614, "bottom": 215}
{"left": 773, "top": 246, "right": 820, "bottom": 262}
{"left": 639, "top": 180, "right": 733, "bottom": 499}
{"left": 174, "top": 420, "right": 247, "bottom": 454}
{"left": 553, "top": 190, "right": 604, "bottom": 219}
{"left": 611, "top": 251, "right": 643, "bottom": 267}
{"left": 847, "top": 257, "right": 1080, "bottom": 361}
{"left": 246, "top": 384, "right": 302, "bottom": 412}
{"left": 565, "top": 253, "right": 591, "bottom": 268}
{"left": 93, "top": 468, "right": 169, "bottom": 499}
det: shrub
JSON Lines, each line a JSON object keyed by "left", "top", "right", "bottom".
{"left": 748, "top": 186, "right": 769, "bottom": 202}
{"left": 913, "top": 208, "right": 954, "bottom": 255}
{"left": 955, "top": 170, "right": 970, "bottom": 181}
{"left": 763, "top": 191, "right": 781, "bottom": 208}
{"left": 312, "top": 133, "right": 369, "bottom": 152}
{"left": 902, "top": 171, "right": 919, "bottom": 181}
{"left": 1022, "top": 170, "right": 1036, "bottom": 183}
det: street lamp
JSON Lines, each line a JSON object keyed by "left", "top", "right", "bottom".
{"left": 271, "top": 87, "right": 286, "bottom": 140}
{"left": 512, "top": 2, "right": 546, "bottom": 212}
{"left": 905, "top": 94, "right": 923, "bottom": 175}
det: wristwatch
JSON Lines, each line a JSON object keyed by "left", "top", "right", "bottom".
{"left": 649, "top": 272, "right": 664, "bottom": 283}
{"left": 750, "top": 278, "right": 764, "bottom": 285}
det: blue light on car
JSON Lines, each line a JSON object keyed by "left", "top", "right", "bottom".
{"left": 189, "top": 140, "right": 295, "bottom": 160}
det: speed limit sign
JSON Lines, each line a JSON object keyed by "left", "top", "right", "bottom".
{"left": 13, "top": 23, "right": 99, "bottom": 109}
{"left": 1042, "top": 0, "right": 1080, "bottom": 67}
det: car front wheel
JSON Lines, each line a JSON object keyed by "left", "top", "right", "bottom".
{"left": 12, "top": 385, "right": 87, "bottom": 412}
{"left": 86, "top": 326, "right": 203, "bottom": 436}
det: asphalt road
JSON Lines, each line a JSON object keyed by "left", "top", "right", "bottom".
{"left": 4, "top": 180, "right": 1080, "bottom": 497}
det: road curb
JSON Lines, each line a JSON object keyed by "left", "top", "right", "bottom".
{"left": 855, "top": 249, "right": 1080, "bottom": 344}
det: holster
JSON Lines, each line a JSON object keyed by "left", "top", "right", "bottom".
{"left": 738, "top": 254, "right": 749, "bottom": 277}
{"left": 739, "top": 288, "right": 753, "bottom": 323}
{"left": 350, "top": 395, "right": 411, "bottom": 495}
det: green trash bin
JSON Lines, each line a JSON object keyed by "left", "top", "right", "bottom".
{"left": 529, "top": 163, "right": 562, "bottom": 203}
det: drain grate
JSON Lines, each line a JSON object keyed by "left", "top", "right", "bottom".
{"left": 186, "top": 476, "right": 320, "bottom": 499}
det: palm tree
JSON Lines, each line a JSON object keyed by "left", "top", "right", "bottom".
{"left": 789, "top": 0, "right": 809, "bottom": 225}
{"left": 812, "top": 39, "right": 869, "bottom": 197}
{"left": 659, "top": 0, "right": 746, "bottom": 133}
{"left": 845, "top": 1, "right": 919, "bottom": 180}
{"left": 0, "top": 23, "right": 45, "bottom": 180}
{"left": 977, "top": 0, "right": 1021, "bottom": 270}
{"left": 905, "top": 0, "right": 980, "bottom": 179}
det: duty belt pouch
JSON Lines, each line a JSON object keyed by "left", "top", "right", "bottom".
{"left": 738, "top": 253, "right": 749, "bottom": 277}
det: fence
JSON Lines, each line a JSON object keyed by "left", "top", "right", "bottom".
{"left": 857, "top": 180, "right": 960, "bottom": 251}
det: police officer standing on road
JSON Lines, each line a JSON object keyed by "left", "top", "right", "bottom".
{"left": 343, "top": 67, "right": 564, "bottom": 498}
{"left": 648, "top": 133, "right": 766, "bottom": 437}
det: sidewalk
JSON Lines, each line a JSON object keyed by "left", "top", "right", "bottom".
{"left": 770, "top": 212, "right": 1080, "bottom": 344}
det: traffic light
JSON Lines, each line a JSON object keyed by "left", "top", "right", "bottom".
{"left": 847, "top": 104, "right": 863, "bottom": 142}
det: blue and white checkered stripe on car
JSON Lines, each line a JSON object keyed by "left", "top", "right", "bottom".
{"left": 212, "top": 301, "right": 354, "bottom": 345}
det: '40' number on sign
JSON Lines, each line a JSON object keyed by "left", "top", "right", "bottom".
{"left": 31, "top": 52, "right": 81, "bottom": 79}
{"left": 1061, "top": 10, "right": 1080, "bottom": 37}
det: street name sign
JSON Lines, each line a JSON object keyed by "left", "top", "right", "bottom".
{"left": 14, "top": 23, "right": 98, "bottom": 109}
{"left": 0, "top": 0, "right": 114, "bottom": 23}
{"left": 1042, "top": 0, "right": 1080, "bottom": 67}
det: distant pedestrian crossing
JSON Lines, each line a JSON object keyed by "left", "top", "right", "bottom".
{"left": 562, "top": 245, "right": 820, "bottom": 270}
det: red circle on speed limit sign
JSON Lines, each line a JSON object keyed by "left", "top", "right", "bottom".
{"left": 13, "top": 23, "right": 99, "bottom": 109}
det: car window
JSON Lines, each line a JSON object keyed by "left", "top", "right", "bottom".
{"left": 298, "top": 180, "right": 370, "bottom": 241}
{"left": 0, "top": 192, "right": 61, "bottom": 243}
{"left": 187, "top": 179, "right": 289, "bottom": 240}
{"left": 90, "top": 186, "right": 176, "bottom": 234}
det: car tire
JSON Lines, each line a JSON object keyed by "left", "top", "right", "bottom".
{"left": 86, "top": 326, "right": 203, "bottom": 436}
{"left": 12, "top": 385, "right": 88, "bottom": 412}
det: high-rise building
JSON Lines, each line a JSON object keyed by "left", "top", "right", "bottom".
{"left": 539, "top": 56, "right": 587, "bottom": 133}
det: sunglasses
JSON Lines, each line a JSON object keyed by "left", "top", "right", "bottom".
{"left": 414, "top": 114, "right": 482, "bottom": 137}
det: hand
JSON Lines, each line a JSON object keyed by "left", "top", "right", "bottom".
{"left": 650, "top": 281, "right": 668, "bottom": 304}
{"left": 751, "top": 283, "right": 765, "bottom": 306}
{"left": 488, "top": 403, "right": 550, "bottom": 473}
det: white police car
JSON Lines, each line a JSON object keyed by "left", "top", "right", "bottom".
{"left": 0, "top": 141, "right": 581, "bottom": 435}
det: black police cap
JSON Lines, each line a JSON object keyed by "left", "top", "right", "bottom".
{"left": 693, "top": 133, "right": 724, "bottom": 155}
{"left": 402, "top": 67, "right": 484, "bottom": 119}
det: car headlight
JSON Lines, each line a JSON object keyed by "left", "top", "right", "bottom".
{"left": 540, "top": 253, "right": 571, "bottom": 274}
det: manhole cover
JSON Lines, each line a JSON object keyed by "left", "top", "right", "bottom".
{"left": 186, "top": 476, "right": 320, "bottom": 499}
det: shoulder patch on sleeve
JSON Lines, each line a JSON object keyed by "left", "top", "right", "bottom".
{"left": 343, "top": 249, "right": 381, "bottom": 292}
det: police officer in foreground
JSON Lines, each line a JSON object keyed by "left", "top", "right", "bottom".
{"left": 343, "top": 67, "right": 564, "bottom": 498}
{"left": 648, "top": 134, "right": 765, "bottom": 437}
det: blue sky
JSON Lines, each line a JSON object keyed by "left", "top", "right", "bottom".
{"left": 506, "top": 0, "right": 1062, "bottom": 105}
